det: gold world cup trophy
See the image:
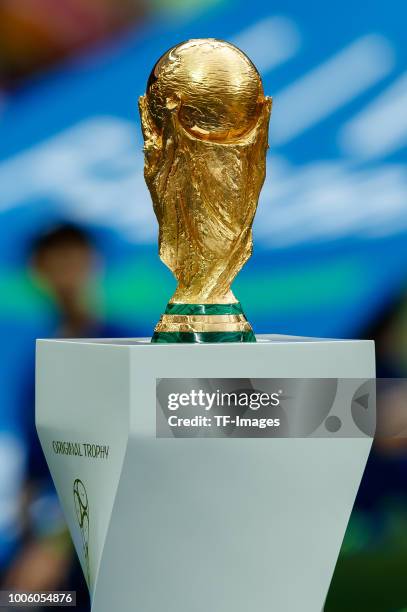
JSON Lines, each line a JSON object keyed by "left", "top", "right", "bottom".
{"left": 139, "top": 39, "right": 272, "bottom": 343}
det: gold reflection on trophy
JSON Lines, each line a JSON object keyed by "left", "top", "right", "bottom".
{"left": 139, "top": 39, "right": 272, "bottom": 340}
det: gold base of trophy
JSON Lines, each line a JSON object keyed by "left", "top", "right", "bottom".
{"left": 151, "top": 303, "right": 256, "bottom": 343}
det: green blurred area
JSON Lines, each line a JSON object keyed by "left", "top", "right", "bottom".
{"left": 327, "top": 510, "right": 407, "bottom": 612}
{"left": 0, "top": 251, "right": 367, "bottom": 326}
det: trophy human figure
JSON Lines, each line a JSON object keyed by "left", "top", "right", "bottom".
{"left": 139, "top": 39, "right": 272, "bottom": 342}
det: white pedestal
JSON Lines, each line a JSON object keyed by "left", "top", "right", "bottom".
{"left": 36, "top": 336, "right": 375, "bottom": 612}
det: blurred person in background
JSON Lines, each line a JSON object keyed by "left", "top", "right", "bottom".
{"left": 27, "top": 223, "right": 127, "bottom": 339}
{"left": 2, "top": 223, "right": 135, "bottom": 610}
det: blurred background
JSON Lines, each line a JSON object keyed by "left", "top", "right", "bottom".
{"left": 0, "top": 0, "right": 406, "bottom": 610}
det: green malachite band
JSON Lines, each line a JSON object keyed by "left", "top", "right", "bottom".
{"left": 164, "top": 303, "right": 244, "bottom": 316}
{"left": 151, "top": 330, "right": 256, "bottom": 343}
{"left": 154, "top": 302, "right": 255, "bottom": 343}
